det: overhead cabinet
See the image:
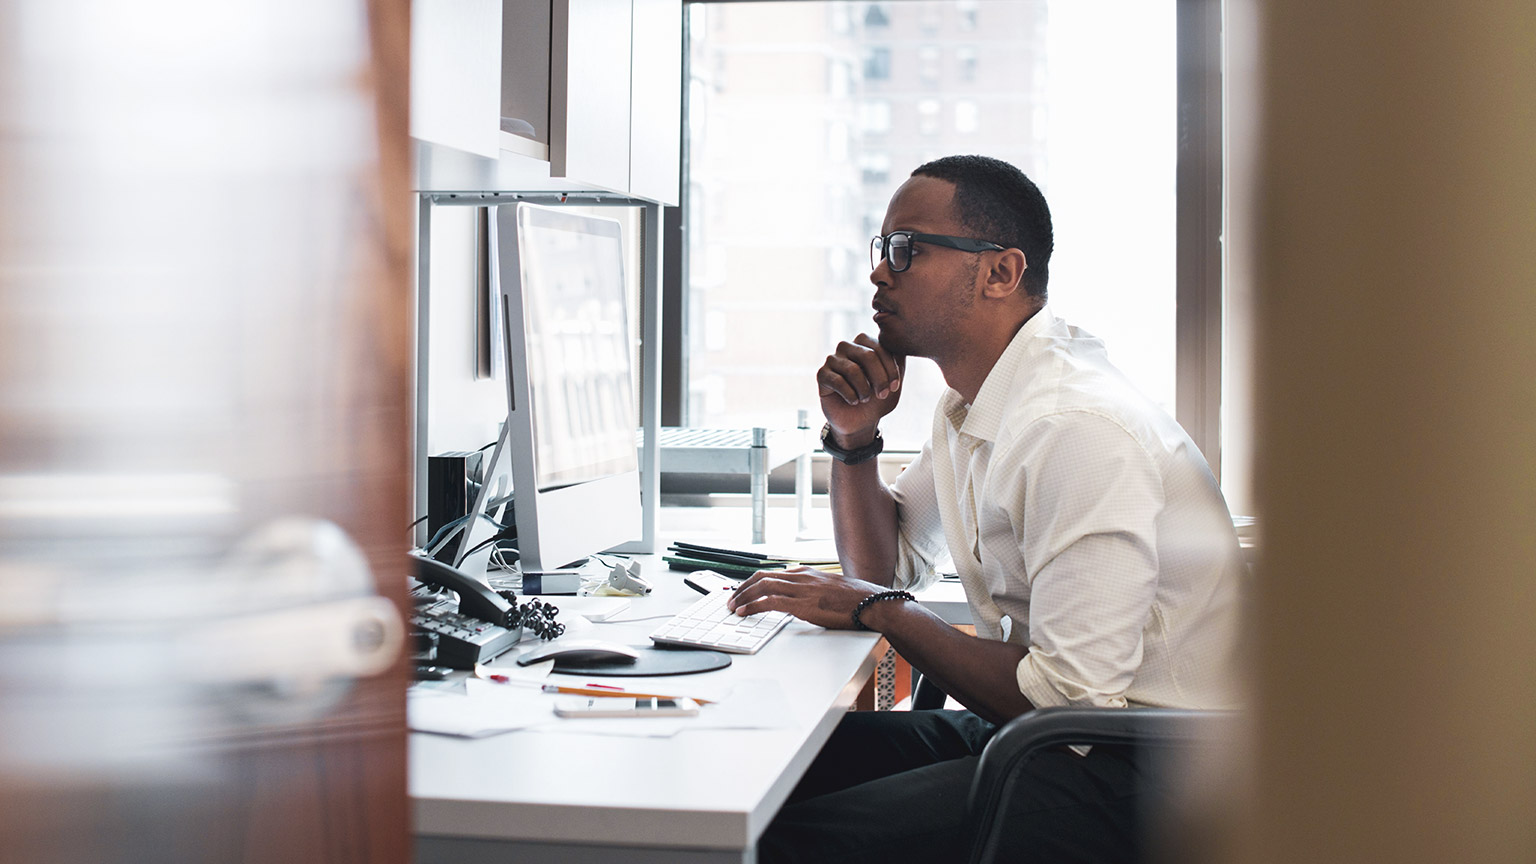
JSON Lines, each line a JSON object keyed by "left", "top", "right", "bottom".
{"left": 413, "top": 0, "right": 681, "bottom": 205}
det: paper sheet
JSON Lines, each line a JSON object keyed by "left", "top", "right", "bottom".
{"left": 450, "top": 676, "right": 793, "bottom": 738}
{"left": 549, "top": 596, "right": 632, "bottom": 622}
{"left": 464, "top": 677, "right": 686, "bottom": 738}
{"left": 407, "top": 686, "right": 555, "bottom": 738}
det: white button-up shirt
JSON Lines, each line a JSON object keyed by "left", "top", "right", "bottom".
{"left": 890, "top": 307, "right": 1241, "bottom": 710}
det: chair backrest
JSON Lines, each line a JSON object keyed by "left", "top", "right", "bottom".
{"left": 964, "top": 707, "right": 1238, "bottom": 864}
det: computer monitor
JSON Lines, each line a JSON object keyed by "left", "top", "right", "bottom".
{"left": 458, "top": 203, "right": 642, "bottom": 576}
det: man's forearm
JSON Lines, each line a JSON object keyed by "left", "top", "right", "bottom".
{"left": 858, "top": 599, "right": 1035, "bottom": 724}
{"left": 829, "top": 456, "right": 900, "bottom": 587}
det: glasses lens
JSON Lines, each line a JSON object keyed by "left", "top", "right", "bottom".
{"left": 871, "top": 233, "right": 913, "bottom": 271}
{"left": 888, "top": 233, "right": 911, "bottom": 271}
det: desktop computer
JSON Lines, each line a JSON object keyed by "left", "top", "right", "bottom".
{"left": 454, "top": 203, "right": 643, "bottom": 581}
{"left": 426, "top": 449, "right": 483, "bottom": 563}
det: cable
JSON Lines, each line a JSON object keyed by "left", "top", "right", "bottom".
{"left": 407, "top": 514, "right": 429, "bottom": 532}
{"left": 423, "top": 512, "right": 475, "bottom": 553}
{"left": 459, "top": 529, "right": 505, "bottom": 561}
{"left": 488, "top": 547, "right": 520, "bottom": 573}
{"left": 424, "top": 511, "right": 512, "bottom": 559}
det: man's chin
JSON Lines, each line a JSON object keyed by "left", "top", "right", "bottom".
{"left": 876, "top": 326, "right": 913, "bottom": 357}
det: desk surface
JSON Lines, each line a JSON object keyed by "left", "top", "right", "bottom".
{"left": 411, "top": 550, "right": 881, "bottom": 862}
{"left": 411, "top": 505, "right": 975, "bottom": 862}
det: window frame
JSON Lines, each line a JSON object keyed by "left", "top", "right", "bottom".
{"left": 662, "top": 0, "right": 1225, "bottom": 482}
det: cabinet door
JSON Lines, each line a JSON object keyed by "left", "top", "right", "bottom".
{"left": 629, "top": 0, "right": 682, "bottom": 205}
{"left": 412, "top": 0, "right": 503, "bottom": 157}
{"left": 551, "top": 0, "right": 634, "bottom": 193}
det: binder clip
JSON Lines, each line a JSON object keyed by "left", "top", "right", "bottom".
{"left": 604, "top": 560, "right": 652, "bottom": 595}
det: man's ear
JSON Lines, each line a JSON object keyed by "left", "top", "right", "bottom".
{"left": 980, "top": 249, "right": 1028, "bottom": 300}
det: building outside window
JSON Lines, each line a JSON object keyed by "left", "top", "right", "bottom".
{"left": 685, "top": 0, "right": 1176, "bottom": 451}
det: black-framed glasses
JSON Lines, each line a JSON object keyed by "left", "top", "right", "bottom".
{"left": 870, "top": 231, "right": 1006, "bottom": 273}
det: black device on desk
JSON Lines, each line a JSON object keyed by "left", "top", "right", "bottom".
{"left": 411, "top": 554, "right": 523, "bottom": 669}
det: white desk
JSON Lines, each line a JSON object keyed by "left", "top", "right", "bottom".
{"left": 411, "top": 552, "right": 882, "bottom": 863}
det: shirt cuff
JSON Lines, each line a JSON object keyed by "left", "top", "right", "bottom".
{"left": 1015, "top": 654, "right": 1130, "bottom": 710}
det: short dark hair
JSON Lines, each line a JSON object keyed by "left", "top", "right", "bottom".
{"left": 911, "top": 155, "right": 1053, "bottom": 300}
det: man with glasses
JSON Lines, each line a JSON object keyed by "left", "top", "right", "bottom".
{"left": 729, "top": 155, "right": 1242, "bottom": 862}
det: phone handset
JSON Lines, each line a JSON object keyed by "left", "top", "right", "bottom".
{"left": 412, "top": 554, "right": 513, "bottom": 625}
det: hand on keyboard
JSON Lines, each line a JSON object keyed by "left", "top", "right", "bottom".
{"left": 650, "top": 587, "right": 792, "bottom": 654}
{"left": 726, "top": 566, "right": 895, "bottom": 631}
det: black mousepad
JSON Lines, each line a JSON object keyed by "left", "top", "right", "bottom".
{"left": 550, "top": 645, "right": 731, "bottom": 676}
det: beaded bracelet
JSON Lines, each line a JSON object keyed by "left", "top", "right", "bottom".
{"left": 851, "top": 590, "right": 916, "bottom": 632}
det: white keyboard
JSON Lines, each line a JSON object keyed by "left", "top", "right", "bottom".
{"left": 649, "top": 588, "right": 792, "bottom": 654}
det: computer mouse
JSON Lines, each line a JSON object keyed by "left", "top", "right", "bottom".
{"left": 515, "top": 639, "right": 642, "bottom": 666}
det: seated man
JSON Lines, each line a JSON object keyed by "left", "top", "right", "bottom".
{"left": 727, "top": 154, "right": 1242, "bottom": 863}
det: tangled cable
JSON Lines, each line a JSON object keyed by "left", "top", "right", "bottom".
{"left": 495, "top": 591, "right": 566, "bottom": 641}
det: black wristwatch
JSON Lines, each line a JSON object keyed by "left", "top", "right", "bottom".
{"left": 820, "top": 423, "right": 884, "bottom": 465}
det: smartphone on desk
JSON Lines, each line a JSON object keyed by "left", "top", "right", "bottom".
{"left": 684, "top": 569, "right": 739, "bottom": 596}
{"left": 553, "top": 696, "right": 701, "bottom": 718}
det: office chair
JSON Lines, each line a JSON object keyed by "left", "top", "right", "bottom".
{"left": 962, "top": 705, "right": 1235, "bottom": 864}
{"left": 912, "top": 675, "right": 1235, "bottom": 864}
{"left": 919, "top": 542, "right": 1254, "bottom": 862}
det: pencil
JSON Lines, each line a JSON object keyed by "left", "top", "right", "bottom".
{"left": 539, "top": 683, "right": 715, "bottom": 704}
{"left": 480, "top": 673, "right": 714, "bottom": 704}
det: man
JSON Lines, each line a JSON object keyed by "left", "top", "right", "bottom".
{"left": 728, "top": 155, "right": 1242, "bottom": 862}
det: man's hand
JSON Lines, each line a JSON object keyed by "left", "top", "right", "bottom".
{"left": 725, "top": 565, "right": 887, "bottom": 630}
{"left": 817, "top": 334, "right": 905, "bottom": 446}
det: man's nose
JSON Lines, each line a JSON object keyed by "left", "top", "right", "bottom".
{"left": 870, "top": 255, "right": 891, "bottom": 286}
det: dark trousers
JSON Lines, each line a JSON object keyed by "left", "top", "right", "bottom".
{"left": 756, "top": 709, "right": 1153, "bottom": 864}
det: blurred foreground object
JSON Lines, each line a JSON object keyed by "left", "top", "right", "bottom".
{"left": 1238, "top": 2, "right": 1536, "bottom": 864}
{"left": 0, "top": 1, "right": 413, "bottom": 862}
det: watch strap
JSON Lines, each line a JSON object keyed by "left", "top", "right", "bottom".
{"left": 820, "top": 423, "right": 884, "bottom": 465}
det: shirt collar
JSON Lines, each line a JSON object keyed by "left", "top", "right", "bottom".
{"left": 939, "top": 306, "right": 1057, "bottom": 442}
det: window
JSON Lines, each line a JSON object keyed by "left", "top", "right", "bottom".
{"left": 954, "top": 99, "right": 978, "bottom": 134}
{"left": 918, "top": 3, "right": 942, "bottom": 34}
{"left": 916, "top": 98, "right": 941, "bottom": 136}
{"left": 862, "top": 46, "right": 891, "bottom": 80}
{"left": 917, "top": 45, "right": 940, "bottom": 85}
{"left": 956, "top": 0, "right": 978, "bottom": 31}
{"left": 683, "top": 0, "right": 1183, "bottom": 455}
{"left": 956, "top": 45, "right": 977, "bottom": 82}
{"left": 860, "top": 99, "right": 892, "bottom": 135}
{"left": 859, "top": 152, "right": 891, "bottom": 184}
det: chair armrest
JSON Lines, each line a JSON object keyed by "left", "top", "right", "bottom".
{"left": 965, "top": 707, "right": 1235, "bottom": 864}
{"left": 911, "top": 671, "right": 949, "bottom": 710}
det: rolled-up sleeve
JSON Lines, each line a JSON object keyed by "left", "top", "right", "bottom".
{"left": 1002, "top": 412, "right": 1164, "bottom": 708}
{"left": 888, "top": 442, "right": 949, "bottom": 592}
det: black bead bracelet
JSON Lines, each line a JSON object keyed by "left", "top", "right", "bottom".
{"left": 851, "top": 590, "right": 916, "bottom": 632}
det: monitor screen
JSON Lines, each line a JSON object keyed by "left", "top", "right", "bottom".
{"left": 513, "top": 206, "right": 638, "bottom": 492}
{"left": 462, "top": 202, "right": 642, "bottom": 574}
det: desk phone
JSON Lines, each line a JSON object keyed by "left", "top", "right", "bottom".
{"left": 411, "top": 555, "right": 523, "bottom": 669}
